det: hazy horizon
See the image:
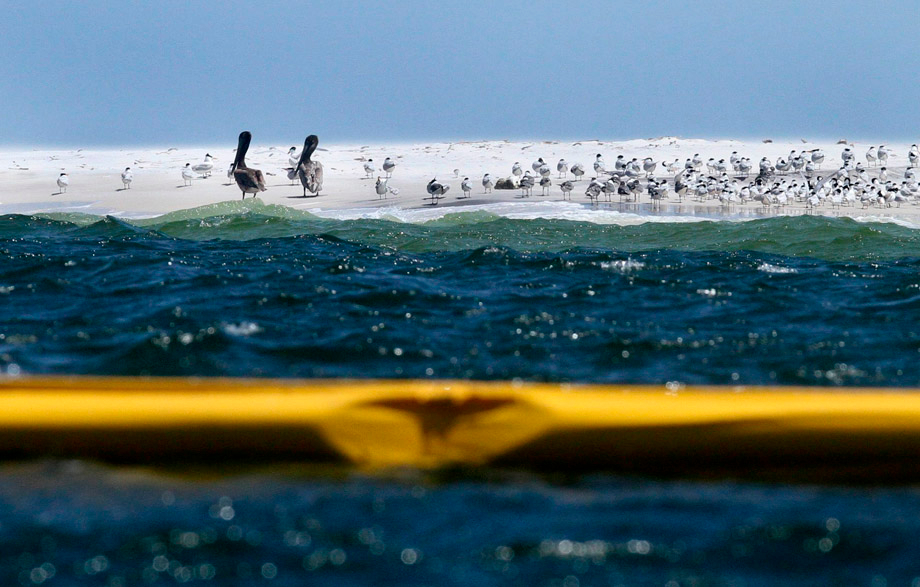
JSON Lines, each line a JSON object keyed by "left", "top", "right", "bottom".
{"left": 3, "top": 1, "right": 919, "bottom": 147}
{"left": 2, "top": 134, "right": 914, "bottom": 152}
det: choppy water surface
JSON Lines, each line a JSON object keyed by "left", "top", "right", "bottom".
{"left": 4, "top": 463, "right": 920, "bottom": 587}
{"left": 5, "top": 200, "right": 920, "bottom": 584}
{"left": 3, "top": 202, "right": 920, "bottom": 384}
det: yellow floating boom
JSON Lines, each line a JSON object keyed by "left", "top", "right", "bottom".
{"left": 3, "top": 376, "right": 920, "bottom": 481}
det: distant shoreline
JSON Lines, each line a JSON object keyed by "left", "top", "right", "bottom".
{"left": 1, "top": 138, "right": 917, "bottom": 222}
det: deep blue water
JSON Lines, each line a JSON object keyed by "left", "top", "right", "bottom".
{"left": 3, "top": 207, "right": 920, "bottom": 385}
{"left": 4, "top": 203, "right": 920, "bottom": 585}
{"left": 3, "top": 462, "right": 920, "bottom": 587}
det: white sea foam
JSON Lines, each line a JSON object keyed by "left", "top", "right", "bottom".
{"left": 757, "top": 263, "right": 798, "bottom": 274}
{"left": 852, "top": 215, "right": 920, "bottom": 230}
{"left": 696, "top": 288, "right": 731, "bottom": 297}
{"left": 309, "top": 201, "right": 727, "bottom": 226}
{"left": 221, "top": 321, "right": 263, "bottom": 337}
{"left": 600, "top": 259, "right": 646, "bottom": 273}
{"left": 310, "top": 201, "right": 920, "bottom": 230}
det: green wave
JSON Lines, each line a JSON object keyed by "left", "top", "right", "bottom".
{"left": 15, "top": 205, "right": 920, "bottom": 261}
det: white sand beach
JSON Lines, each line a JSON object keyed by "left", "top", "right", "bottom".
{"left": 1, "top": 137, "right": 918, "bottom": 224}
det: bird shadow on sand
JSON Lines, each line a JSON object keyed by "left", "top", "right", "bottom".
{"left": 285, "top": 195, "right": 319, "bottom": 199}
{"left": 116, "top": 188, "right": 129, "bottom": 192}
{"left": 51, "top": 192, "right": 63, "bottom": 196}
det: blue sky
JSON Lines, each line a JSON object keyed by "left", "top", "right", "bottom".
{"left": 2, "top": 1, "right": 918, "bottom": 146}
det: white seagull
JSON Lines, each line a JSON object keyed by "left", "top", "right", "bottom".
{"left": 56, "top": 172, "right": 69, "bottom": 193}
{"left": 426, "top": 178, "right": 449, "bottom": 204}
{"left": 812, "top": 149, "right": 825, "bottom": 169}
{"left": 482, "top": 173, "right": 494, "bottom": 193}
{"left": 363, "top": 159, "right": 375, "bottom": 178}
{"left": 739, "top": 158, "right": 752, "bottom": 176}
{"left": 382, "top": 157, "right": 396, "bottom": 178}
{"left": 375, "top": 176, "right": 388, "bottom": 199}
{"left": 519, "top": 171, "right": 535, "bottom": 196}
{"left": 192, "top": 153, "right": 214, "bottom": 177}
{"left": 593, "top": 154, "right": 606, "bottom": 175}
{"left": 461, "top": 177, "right": 473, "bottom": 198}
{"left": 585, "top": 178, "right": 602, "bottom": 202}
{"left": 878, "top": 145, "right": 889, "bottom": 166}
{"left": 181, "top": 163, "right": 194, "bottom": 186}
{"left": 286, "top": 147, "right": 299, "bottom": 183}
{"left": 560, "top": 180, "right": 574, "bottom": 199}
{"left": 841, "top": 147, "right": 854, "bottom": 164}
{"left": 691, "top": 153, "right": 703, "bottom": 170}
{"left": 557, "top": 158, "right": 568, "bottom": 178}
{"left": 121, "top": 167, "right": 133, "bottom": 189}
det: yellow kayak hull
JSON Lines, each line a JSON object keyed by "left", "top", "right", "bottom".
{"left": 2, "top": 377, "right": 919, "bottom": 480}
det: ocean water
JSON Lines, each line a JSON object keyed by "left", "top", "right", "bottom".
{"left": 3, "top": 200, "right": 920, "bottom": 384}
{"left": 4, "top": 199, "right": 920, "bottom": 585}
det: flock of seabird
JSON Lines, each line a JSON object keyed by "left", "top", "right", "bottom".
{"left": 648, "top": 144, "right": 920, "bottom": 210}
{"left": 425, "top": 143, "right": 920, "bottom": 209}
{"left": 49, "top": 137, "right": 920, "bottom": 211}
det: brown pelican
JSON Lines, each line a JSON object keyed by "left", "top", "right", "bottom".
{"left": 294, "top": 134, "right": 324, "bottom": 197}
{"left": 230, "top": 131, "right": 266, "bottom": 199}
